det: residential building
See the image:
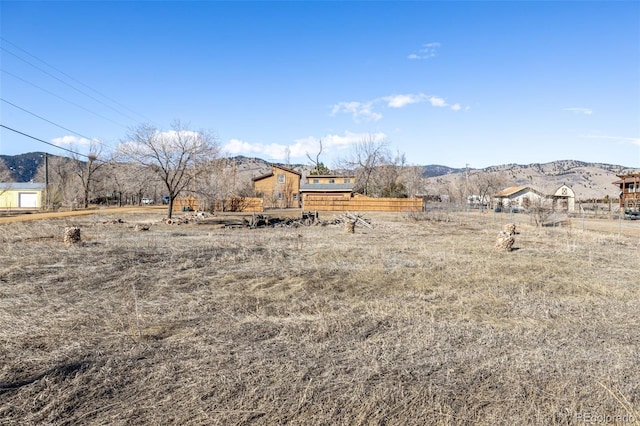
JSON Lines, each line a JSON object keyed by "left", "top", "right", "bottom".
{"left": 252, "top": 165, "right": 302, "bottom": 208}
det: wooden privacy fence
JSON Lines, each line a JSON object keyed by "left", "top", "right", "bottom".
{"left": 303, "top": 194, "right": 423, "bottom": 212}
{"left": 173, "top": 197, "right": 264, "bottom": 212}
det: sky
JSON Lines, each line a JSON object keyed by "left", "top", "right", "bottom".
{"left": 1, "top": 1, "right": 639, "bottom": 169}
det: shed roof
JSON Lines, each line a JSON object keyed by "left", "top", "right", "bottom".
{"left": 0, "top": 182, "right": 46, "bottom": 191}
{"left": 300, "top": 183, "right": 354, "bottom": 192}
{"left": 306, "top": 174, "right": 355, "bottom": 179}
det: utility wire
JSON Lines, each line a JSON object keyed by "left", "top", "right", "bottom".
{"left": 1, "top": 46, "right": 143, "bottom": 124}
{"left": 0, "top": 124, "right": 111, "bottom": 164}
{"left": 0, "top": 37, "right": 155, "bottom": 125}
{"left": 1, "top": 124, "right": 91, "bottom": 159}
{"left": 1, "top": 69, "right": 129, "bottom": 128}
{"left": 1, "top": 98, "right": 96, "bottom": 142}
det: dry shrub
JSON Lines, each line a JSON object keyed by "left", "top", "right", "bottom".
{"left": 1, "top": 210, "right": 639, "bottom": 425}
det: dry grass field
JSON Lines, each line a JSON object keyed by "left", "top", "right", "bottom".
{"left": 1, "top": 210, "right": 639, "bottom": 425}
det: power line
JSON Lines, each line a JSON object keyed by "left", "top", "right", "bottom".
{"left": 1, "top": 68, "right": 129, "bottom": 128}
{"left": 1, "top": 98, "right": 96, "bottom": 142}
{"left": 0, "top": 37, "right": 155, "bottom": 125}
{"left": 1, "top": 46, "right": 143, "bottom": 125}
{"left": 0, "top": 124, "right": 109, "bottom": 163}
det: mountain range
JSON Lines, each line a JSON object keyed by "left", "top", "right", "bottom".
{"left": 2, "top": 152, "right": 637, "bottom": 200}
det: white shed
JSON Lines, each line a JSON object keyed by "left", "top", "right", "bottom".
{"left": 551, "top": 184, "right": 575, "bottom": 212}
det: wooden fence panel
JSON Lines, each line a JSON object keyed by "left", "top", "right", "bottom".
{"left": 303, "top": 195, "right": 422, "bottom": 212}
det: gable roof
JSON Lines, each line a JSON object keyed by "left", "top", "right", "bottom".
{"left": 252, "top": 164, "right": 302, "bottom": 182}
{"left": 494, "top": 186, "right": 529, "bottom": 197}
{"left": 494, "top": 186, "right": 545, "bottom": 198}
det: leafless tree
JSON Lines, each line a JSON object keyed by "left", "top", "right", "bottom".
{"left": 192, "top": 157, "right": 229, "bottom": 211}
{"left": 34, "top": 155, "right": 79, "bottom": 209}
{"left": 470, "top": 171, "right": 508, "bottom": 211}
{"left": 342, "top": 135, "right": 390, "bottom": 196}
{"left": 400, "top": 166, "right": 428, "bottom": 198}
{"left": 71, "top": 141, "right": 108, "bottom": 208}
{"left": 102, "top": 161, "right": 161, "bottom": 206}
{"left": 371, "top": 150, "right": 408, "bottom": 197}
{"left": 306, "top": 139, "right": 330, "bottom": 175}
{"left": 118, "top": 121, "right": 220, "bottom": 218}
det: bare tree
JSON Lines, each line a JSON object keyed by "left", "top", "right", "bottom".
{"left": 70, "top": 141, "right": 108, "bottom": 208}
{"left": 34, "top": 155, "right": 79, "bottom": 209}
{"left": 103, "top": 161, "right": 161, "bottom": 206}
{"left": 372, "top": 150, "right": 408, "bottom": 197}
{"left": 470, "top": 171, "right": 508, "bottom": 211}
{"left": 306, "top": 139, "right": 331, "bottom": 175}
{"left": 343, "top": 135, "right": 390, "bottom": 196}
{"left": 119, "top": 121, "right": 220, "bottom": 218}
{"left": 400, "top": 165, "right": 428, "bottom": 198}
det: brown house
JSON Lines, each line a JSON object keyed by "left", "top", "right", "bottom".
{"left": 252, "top": 164, "right": 302, "bottom": 208}
{"left": 299, "top": 174, "right": 355, "bottom": 208}
{"left": 614, "top": 173, "right": 640, "bottom": 210}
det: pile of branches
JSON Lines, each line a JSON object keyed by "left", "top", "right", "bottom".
{"left": 246, "top": 212, "right": 373, "bottom": 229}
{"left": 332, "top": 212, "right": 373, "bottom": 229}
{"left": 248, "top": 214, "right": 317, "bottom": 229}
{"left": 165, "top": 211, "right": 208, "bottom": 225}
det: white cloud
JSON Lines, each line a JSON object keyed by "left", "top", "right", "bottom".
{"left": 429, "top": 96, "right": 447, "bottom": 107}
{"left": 331, "top": 101, "right": 382, "bottom": 122}
{"left": 51, "top": 135, "right": 96, "bottom": 146}
{"left": 223, "top": 131, "right": 388, "bottom": 161}
{"left": 384, "top": 93, "right": 426, "bottom": 108}
{"left": 408, "top": 42, "right": 441, "bottom": 60}
{"left": 332, "top": 92, "right": 464, "bottom": 122}
{"left": 564, "top": 107, "right": 593, "bottom": 115}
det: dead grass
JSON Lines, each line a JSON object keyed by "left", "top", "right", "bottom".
{"left": 1, "top": 210, "right": 639, "bottom": 425}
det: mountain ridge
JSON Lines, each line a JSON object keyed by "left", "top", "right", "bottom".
{"left": 1, "top": 152, "right": 637, "bottom": 200}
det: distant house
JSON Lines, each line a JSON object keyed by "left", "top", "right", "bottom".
{"left": 299, "top": 174, "right": 355, "bottom": 209}
{"left": 0, "top": 182, "right": 45, "bottom": 209}
{"left": 613, "top": 173, "right": 640, "bottom": 210}
{"left": 494, "top": 186, "right": 547, "bottom": 210}
{"left": 252, "top": 164, "right": 302, "bottom": 208}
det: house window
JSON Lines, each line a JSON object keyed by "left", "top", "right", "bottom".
{"left": 292, "top": 194, "right": 298, "bottom": 200}
{"left": 312, "top": 179, "right": 319, "bottom": 184}
{"left": 344, "top": 178, "right": 351, "bottom": 184}
{"left": 277, "top": 192, "right": 283, "bottom": 200}
{"left": 328, "top": 179, "right": 335, "bottom": 184}
{"left": 277, "top": 174, "right": 286, "bottom": 184}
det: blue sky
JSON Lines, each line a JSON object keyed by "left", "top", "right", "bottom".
{"left": 1, "top": 1, "right": 639, "bottom": 169}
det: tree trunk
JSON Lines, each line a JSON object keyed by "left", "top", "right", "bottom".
{"left": 167, "top": 197, "right": 174, "bottom": 219}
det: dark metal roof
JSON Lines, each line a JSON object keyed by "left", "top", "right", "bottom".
{"left": 300, "top": 183, "right": 354, "bottom": 192}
